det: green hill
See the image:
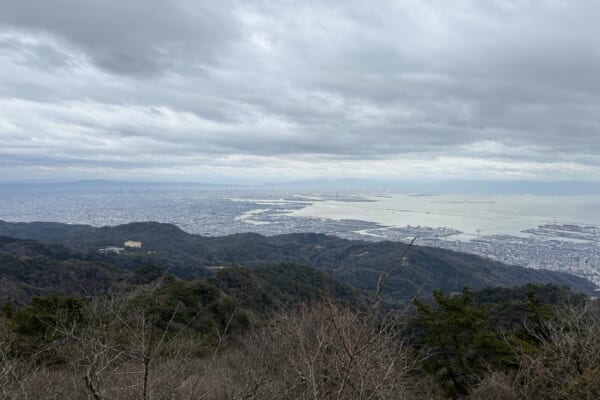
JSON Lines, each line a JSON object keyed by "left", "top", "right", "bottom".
{"left": 0, "top": 220, "right": 596, "bottom": 302}
{"left": 0, "top": 235, "right": 360, "bottom": 313}
{"left": 0, "top": 236, "right": 125, "bottom": 304}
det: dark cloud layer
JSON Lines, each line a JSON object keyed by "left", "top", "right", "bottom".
{"left": 0, "top": 0, "right": 599, "bottom": 181}
{"left": 0, "top": 0, "right": 240, "bottom": 75}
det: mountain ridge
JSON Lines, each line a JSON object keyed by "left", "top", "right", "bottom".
{"left": 0, "top": 220, "right": 595, "bottom": 302}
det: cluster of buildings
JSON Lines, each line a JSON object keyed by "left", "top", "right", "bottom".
{"left": 419, "top": 234, "right": 600, "bottom": 286}
{"left": 99, "top": 240, "right": 143, "bottom": 254}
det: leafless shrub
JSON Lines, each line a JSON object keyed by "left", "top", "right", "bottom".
{"left": 192, "top": 301, "right": 427, "bottom": 400}
{"left": 60, "top": 288, "right": 235, "bottom": 400}
{"left": 470, "top": 301, "right": 600, "bottom": 400}
{"left": 184, "top": 239, "right": 424, "bottom": 400}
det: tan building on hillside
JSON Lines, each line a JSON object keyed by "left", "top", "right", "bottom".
{"left": 124, "top": 240, "right": 143, "bottom": 248}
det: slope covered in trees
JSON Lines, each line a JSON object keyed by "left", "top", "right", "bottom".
{"left": 0, "top": 220, "right": 595, "bottom": 303}
{"left": 0, "top": 236, "right": 125, "bottom": 304}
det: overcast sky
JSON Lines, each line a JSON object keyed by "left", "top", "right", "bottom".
{"left": 1, "top": 0, "right": 599, "bottom": 183}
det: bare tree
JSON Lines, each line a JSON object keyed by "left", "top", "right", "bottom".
{"left": 188, "top": 239, "right": 428, "bottom": 400}
{"left": 470, "top": 301, "right": 600, "bottom": 400}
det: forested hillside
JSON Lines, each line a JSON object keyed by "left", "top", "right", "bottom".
{"left": 0, "top": 220, "right": 595, "bottom": 303}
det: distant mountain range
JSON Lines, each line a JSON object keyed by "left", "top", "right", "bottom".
{"left": 3, "top": 179, "right": 600, "bottom": 195}
{"left": 0, "top": 220, "right": 595, "bottom": 305}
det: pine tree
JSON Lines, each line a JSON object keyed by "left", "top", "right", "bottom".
{"left": 414, "top": 288, "right": 514, "bottom": 397}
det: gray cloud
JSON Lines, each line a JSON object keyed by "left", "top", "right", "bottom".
{"left": 0, "top": 0, "right": 241, "bottom": 75}
{"left": 0, "top": 0, "right": 599, "bottom": 181}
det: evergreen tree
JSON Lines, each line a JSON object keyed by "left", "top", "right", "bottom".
{"left": 1, "top": 297, "right": 13, "bottom": 318}
{"left": 414, "top": 288, "right": 514, "bottom": 397}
